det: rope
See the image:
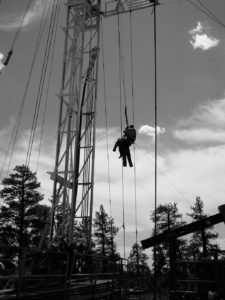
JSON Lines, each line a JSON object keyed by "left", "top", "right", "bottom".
{"left": 3, "top": 0, "right": 33, "bottom": 67}
{"left": 124, "top": 106, "right": 129, "bottom": 128}
{"left": 118, "top": 15, "right": 123, "bottom": 138}
{"left": 100, "top": 17, "right": 112, "bottom": 218}
{"left": 153, "top": 2, "right": 158, "bottom": 300}
{"left": 26, "top": 0, "right": 58, "bottom": 167}
{"left": 129, "top": 11, "right": 138, "bottom": 250}
{"left": 11, "top": 0, "right": 33, "bottom": 50}
{"left": 101, "top": 16, "right": 115, "bottom": 255}
{"left": 26, "top": 0, "right": 56, "bottom": 166}
{"left": 117, "top": 12, "right": 129, "bottom": 127}
{"left": 0, "top": 0, "right": 50, "bottom": 177}
{"left": 153, "top": 1, "right": 158, "bottom": 233}
{"left": 117, "top": 12, "right": 126, "bottom": 259}
{"left": 36, "top": 0, "right": 61, "bottom": 172}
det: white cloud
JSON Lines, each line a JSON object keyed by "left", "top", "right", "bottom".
{"left": 191, "top": 98, "right": 225, "bottom": 126}
{"left": 174, "top": 97, "right": 225, "bottom": 144}
{"left": 189, "top": 21, "right": 204, "bottom": 34}
{"left": 190, "top": 34, "right": 220, "bottom": 51}
{"left": 173, "top": 128, "right": 225, "bottom": 144}
{"left": 189, "top": 21, "right": 220, "bottom": 51}
{"left": 139, "top": 125, "right": 165, "bottom": 137}
{"left": 0, "top": 0, "right": 53, "bottom": 31}
{"left": 164, "top": 145, "right": 225, "bottom": 212}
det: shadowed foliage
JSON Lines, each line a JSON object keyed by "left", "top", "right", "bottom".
{"left": 0, "top": 165, "right": 49, "bottom": 248}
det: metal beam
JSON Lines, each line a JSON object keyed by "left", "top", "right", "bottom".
{"left": 103, "top": 0, "right": 159, "bottom": 18}
{"left": 141, "top": 206, "right": 225, "bottom": 249}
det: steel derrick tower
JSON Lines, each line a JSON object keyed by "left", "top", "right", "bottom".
{"left": 50, "top": 0, "right": 100, "bottom": 245}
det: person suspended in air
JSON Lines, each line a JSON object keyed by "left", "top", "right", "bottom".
{"left": 113, "top": 125, "right": 136, "bottom": 167}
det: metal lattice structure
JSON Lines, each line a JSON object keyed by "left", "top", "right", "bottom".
{"left": 49, "top": 0, "right": 100, "bottom": 245}
{"left": 103, "top": 0, "right": 155, "bottom": 17}
{"left": 47, "top": 0, "right": 156, "bottom": 247}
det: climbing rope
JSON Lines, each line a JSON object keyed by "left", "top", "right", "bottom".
{"left": 26, "top": 0, "right": 59, "bottom": 167}
{"left": 117, "top": 12, "right": 129, "bottom": 128}
{"left": 129, "top": 11, "right": 138, "bottom": 250}
{"left": 0, "top": 0, "right": 50, "bottom": 178}
{"left": 100, "top": 17, "right": 112, "bottom": 218}
{"left": 2, "top": 0, "right": 33, "bottom": 68}
{"left": 11, "top": 0, "right": 33, "bottom": 50}
{"left": 36, "top": 0, "right": 61, "bottom": 173}
{"left": 152, "top": 2, "right": 159, "bottom": 300}
{"left": 117, "top": 12, "right": 126, "bottom": 259}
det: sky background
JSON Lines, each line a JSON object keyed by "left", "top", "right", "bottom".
{"left": 0, "top": 0, "right": 225, "bottom": 260}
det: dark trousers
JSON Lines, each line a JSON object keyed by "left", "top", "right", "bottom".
{"left": 113, "top": 138, "right": 133, "bottom": 167}
{"left": 122, "top": 148, "right": 133, "bottom": 167}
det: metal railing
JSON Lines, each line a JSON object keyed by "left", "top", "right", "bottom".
{"left": 0, "top": 245, "right": 123, "bottom": 299}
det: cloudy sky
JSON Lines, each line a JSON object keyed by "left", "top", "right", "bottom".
{"left": 0, "top": 0, "right": 225, "bottom": 258}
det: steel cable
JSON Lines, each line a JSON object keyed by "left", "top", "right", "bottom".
{"left": 36, "top": 0, "right": 61, "bottom": 172}
{"left": 0, "top": 0, "right": 50, "bottom": 177}
{"left": 26, "top": 0, "right": 59, "bottom": 167}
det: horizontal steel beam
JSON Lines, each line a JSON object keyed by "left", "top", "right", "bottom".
{"left": 141, "top": 205, "right": 225, "bottom": 249}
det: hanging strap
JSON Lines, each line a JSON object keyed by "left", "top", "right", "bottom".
{"left": 124, "top": 106, "right": 129, "bottom": 127}
{"left": 117, "top": 12, "right": 129, "bottom": 130}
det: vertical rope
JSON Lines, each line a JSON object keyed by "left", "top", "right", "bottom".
{"left": 117, "top": 11, "right": 128, "bottom": 124}
{"left": 101, "top": 16, "right": 116, "bottom": 256}
{"left": 117, "top": 12, "right": 126, "bottom": 260}
{"left": 117, "top": 13, "right": 124, "bottom": 137}
{"left": 129, "top": 11, "right": 138, "bottom": 249}
{"left": 153, "top": 1, "right": 158, "bottom": 300}
{"left": 100, "top": 17, "right": 112, "bottom": 218}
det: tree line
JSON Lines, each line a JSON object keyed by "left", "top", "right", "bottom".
{"left": 0, "top": 165, "right": 220, "bottom": 284}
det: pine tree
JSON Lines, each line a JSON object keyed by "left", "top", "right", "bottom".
{"left": 75, "top": 218, "right": 94, "bottom": 250}
{"left": 93, "top": 205, "right": 119, "bottom": 257}
{"left": 187, "top": 196, "right": 219, "bottom": 259}
{"left": 127, "top": 243, "right": 151, "bottom": 291}
{"left": 151, "top": 203, "right": 186, "bottom": 233}
{"left": 150, "top": 203, "right": 187, "bottom": 275}
{"left": 0, "top": 165, "right": 49, "bottom": 247}
{"left": 28, "top": 204, "right": 50, "bottom": 247}
{"left": 127, "top": 243, "right": 149, "bottom": 272}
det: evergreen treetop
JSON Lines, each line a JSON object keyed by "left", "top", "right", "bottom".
{"left": 0, "top": 165, "right": 48, "bottom": 248}
{"left": 187, "top": 196, "right": 219, "bottom": 258}
{"left": 93, "top": 204, "right": 119, "bottom": 257}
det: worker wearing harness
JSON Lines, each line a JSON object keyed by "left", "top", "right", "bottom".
{"left": 113, "top": 125, "right": 136, "bottom": 167}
